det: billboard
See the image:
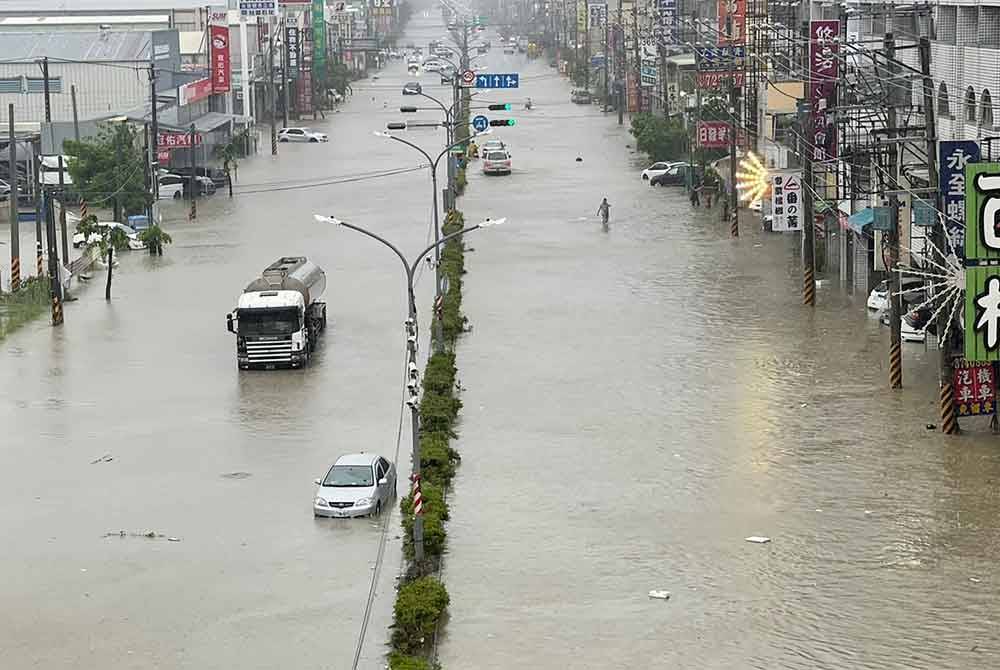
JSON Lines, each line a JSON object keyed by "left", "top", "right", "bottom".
{"left": 953, "top": 360, "right": 996, "bottom": 417}
{"left": 286, "top": 26, "right": 301, "bottom": 80}
{"left": 209, "top": 7, "right": 231, "bottom": 93}
{"left": 770, "top": 171, "right": 802, "bottom": 232}
{"left": 965, "top": 163, "right": 1000, "bottom": 361}
{"left": 697, "top": 121, "right": 731, "bottom": 148}
{"left": 312, "top": 0, "right": 326, "bottom": 75}
{"left": 809, "top": 20, "right": 839, "bottom": 162}
{"left": 239, "top": 0, "right": 278, "bottom": 17}
{"left": 940, "top": 140, "right": 980, "bottom": 258}
{"left": 717, "top": 0, "right": 746, "bottom": 45}
{"left": 151, "top": 29, "right": 180, "bottom": 90}
{"left": 657, "top": 0, "right": 678, "bottom": 44}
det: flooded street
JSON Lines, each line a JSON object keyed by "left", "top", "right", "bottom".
{"left": 2, "top": 9, "right": 1000, "bottom": 670}
{"left": 438, "top": 40, "right": 1000, "bottom": 670}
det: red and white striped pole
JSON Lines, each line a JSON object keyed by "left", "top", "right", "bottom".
{"left": 411, "top": 473, "right": 423, "bottom": 518}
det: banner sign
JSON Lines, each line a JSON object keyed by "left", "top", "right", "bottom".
{"left": 940, "top": 140, "right": 980, "bottom": 258}
{"left": 809, "top": 20, "right": 840, "bottom": 162}
{"left": 157, "top": 131, "right": 203, "bottom": 148}
{"left": 965, "top": 163, "right": 1000, "bottom": 361}
{"left": 697, "top": 121, "right": 731, "bottom": 148}
{"left": 697, "top": 71, "right": 745, "bottom": 89}
{"left": 953, "top": 360, "right": 996, "bottom": 416}
{"left": 239, "top": 0, "right": 277, "bottom": 17}
{"left": 588, "top": 1, "right": 607, "bottom": 28}
{"left": 717, "top": 0, "right": 746, "bottom": 45}
{"left": 209, "top": 7, "right": 231, "bottom": 93}
{"left": 312, "top": 0, "right": 326, "bottom": 75}
{"left": 640, "top": 59, "right": 657, "bottom": 87}
{"left": 770, "top": 171, "right": 802, "bottom": 232}
{"left": 299, "top": 24, "right": 314, "bottom": 113}
{"left": 286, "top": 26, "right": 301, "bottom": 79}
{"left": 178, "top": 77, "right": 212, "bottom": 106}
{"left": 657, "top": 0, "right": 677, "bottom": 44}
{"left": 696, "top": 45, "right": 746, "bottom": 71}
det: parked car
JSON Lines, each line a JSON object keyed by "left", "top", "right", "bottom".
{"left": 159, "top": 173, "right": 216, "bottom": 197}
{"left": 503, "top": 46, "right": 515, "bottom": 54}
{"left": 483, "top": 150, "right": 512, "bottom": 175}
{"left": 867, "top": 278, "right": 925, "bottom": 311}
{"left": 879, "top": 303, "right": 937, "bottom": 342}
{"left": 313, "top": 453, "right": 397, "bottom": 518}
{"left": 650, "top": 163, "right": 695, "bottom": 186}
{"left": 641, "top": 161, "right": 681, "bottom": 181}
{"left": 402, "top": 81, "right": 422, "bottom": 95}
{"left": 423, "top": 60, "right": 444, "bottom": 73}
{"left": 157, "top": 177, "right": 184, "bottom": 199}
{"left": 571, "top": 89, "right": 592, "bottom": 104}
{"left": 72, "top": 221, "right": 146, "bottom": 250}
{"left": 170, "top": 166, "right": 228, "bottom": 187}
{"left": 278, "top": 127, "right": 328, "bottom": 143}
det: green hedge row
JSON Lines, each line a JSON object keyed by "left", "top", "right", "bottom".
{"left": 0, "top": 277, "right": 52, "bottom": 342}
{"left": 388, "top": 206, "right": 470, "bottom": 665}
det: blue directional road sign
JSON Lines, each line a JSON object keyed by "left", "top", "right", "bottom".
{"left": 475, "top": 73, "right": 519, "bottom": 89}
{"left": 472, "top": 115, "right": 489, "bottom": 132}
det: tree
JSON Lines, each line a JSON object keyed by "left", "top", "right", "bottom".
{"left": 629, "top": 113, "right": 687, "bottom": 161}
{"left": 77, "top": 215, "right": 130, "bottom": 300}
{"left": 138, "top": 224, "right": 172, "bottom": 256}
{"left": 213, "top": 136, "right": 242, "bottom": 197}
{"left": 65, "top": 123, "right": 150, "bottom": 221}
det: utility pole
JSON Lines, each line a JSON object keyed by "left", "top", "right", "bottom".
{"left": 33, "top": 151, "right": 43, "bottom": 279}
{"left": 56, "top": 155, "right": 68, "bottom": 262}
{"left": 8, "top": 105, "right": 19, "bottom": 292}
{"left": 149, "top": 64, "right": 160, "bottom": 224}
{"left": 42, "top": 57, "right": 54, "bottom": 156}
{"left": 282, "top": 11, "right": 290, "bottom": 129}
{"left": 631, "top": 0, "right": 640, "bottom": 113}
{"left": 189, "top": 123, "right": 197, "bottom": 220}
{"left": 70, "top": 85, "right": 80, "bottom": 143}
{"left": 585, "top": 7, "right": 591, "bottom": 91}
{"left": 617, "top": 0, "right": 623, "bottom": 124}
{"left": 269, "top": 16, "right": 278, "bottom": 156}
{"left": 884, "top": 32, "right": 902, "bottom": 389}
{"left": 727, "top": 16, "right": 738, "bottom": 237}
{"left": 919, "top": 37, "right": 958, "bottom": 434}
{"left": 45, "top": 184, "right": 62, "bottom": 325}
{"left": 603, "top": 12, "right": 609, "bottom": 112}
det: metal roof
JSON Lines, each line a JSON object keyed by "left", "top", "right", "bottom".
{"left": 0, "top": 30, "right": 151, "bottom": 61}
{"left": 0, "top": 15, "right": 168, "bottom": 26}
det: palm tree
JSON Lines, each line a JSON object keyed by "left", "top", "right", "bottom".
{"left": 138, "top": 224, "right": 173, "bottom": 256}
{"left": 214, "top": 128, "right": 249, "bottom": 198}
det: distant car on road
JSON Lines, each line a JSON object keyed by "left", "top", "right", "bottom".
{"left": 571, "top": 89, "right": 592, "bottom": 104}
{"left": 159, "top": 173, "right": 216, "bottom": 197}
{"left": 313, "top": 453, "right": 397, "bottom": 518}
{"left": 867, "top": 278, "right": 925, "bottom": 311}
{"left": 72, "top": 221, "right": 146, "bottom": 250}
{"left": 402, "top": 81, "right": 422, "bottom": 95}
{"left": 481, "top": 139, "right": 506, "bottom": 154}
{"left": 650, "top": 163, "right": 694, "bottom": 186}
{"left": 278, "top": 127, "right": 328, "bottom": 143}
{"left": 641, "top": 161, "right": 681, "bottom": 181}
{"left": 157, "top": 178, "right": 183, "bottom": 200}
{"left": 483, "top": 150, "right": 512, "bottom": 175}
{"left": 503, "top": 46, "right": 515, "bottom": 54}
{"left": 170, "top": 165, "right": 228, "bottom": 188}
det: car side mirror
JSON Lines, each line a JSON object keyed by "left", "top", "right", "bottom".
{"left": 226, "top": 313, "right": 235, "bottom": 333}
{"left": 378, "top": 477, "right": 388, "bottom": 485}
{"left": 314, "top": 478, "right": 322, "bottom": 485}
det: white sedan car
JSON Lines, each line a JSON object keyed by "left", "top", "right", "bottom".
{"left": 278, "top": 127, "right": 328, "bottom": 143}
{"left": 641, "top": 161, "right": 680, "bottom": 181}
{"left": 483, "top": 150, "right": 512, "bottom": 175}
{"left": 867, "top": 278, "right": 925, "bottom": 311}
{"left": 72, "top": 221, "right": 146, "bottom": 250}
{"left": 313, "top": 453, "right": 397, "bottom": 518}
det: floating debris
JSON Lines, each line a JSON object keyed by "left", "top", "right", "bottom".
{"left": 745, "top": 536, "right": 771, "bottom": 544}
{"left": 90, "top": 454, "right": 113, "bottom": 464}
{"left": 648, "top": 590, "right": 671, "bottom": 600}
{"left": 104, "top": 530, "right": 178, "bottom": 541}
{"left": 220, "top": 471, "right": 253, "bottom": 480}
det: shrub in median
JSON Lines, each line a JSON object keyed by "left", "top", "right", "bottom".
{"left": 388, "top": 653, "right": 436, "bottom": 670}
{"left": 400, "top": 480, "right": 449, "bottom": 559}
{"left": 420, "top": 431, "right": 459, "bottom": 486}
{"left": 391, "top": 576, "right": 450, "bottom": 654}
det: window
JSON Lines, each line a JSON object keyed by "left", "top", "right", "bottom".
{"left": 938, "top": 82, "right": 950, "bottom": 118}
{"left": 982, "top": 89, "right": 994, "bottom": 127}
{"left": 0, "top": 77, "right": 21, "bottom": 93}
{"left": 967, "top": 87, "right": 977, "bottom": 123}
{"left": 25, "top": 77, "right": 62, "bottom": 94}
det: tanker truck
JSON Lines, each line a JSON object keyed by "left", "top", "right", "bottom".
{"left": 226, "top": 257, "right": 328, "bottom": 369}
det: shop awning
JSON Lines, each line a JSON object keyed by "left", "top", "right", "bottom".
{"left": 846, "top": 207, "right": 874, "bottom": 233}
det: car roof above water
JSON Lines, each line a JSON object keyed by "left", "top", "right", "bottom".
{"left": 335, "top": 453, "right": 377, "bottom": 467}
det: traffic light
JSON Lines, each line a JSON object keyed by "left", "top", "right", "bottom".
{"left": 386, "top": 122, "right": 407, "bottom": 130}
{"left": 399, "top": 106, "right": 418, "bottom": 113}
{"left": 489, "top": 119, "right": 516, "bottom": 127}
{"left": 487, "top": 103, "right": 511, "bottom": 111}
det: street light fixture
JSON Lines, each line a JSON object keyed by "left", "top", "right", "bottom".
{"left": 312, "top": 212, "right": 504, "bottom": 563}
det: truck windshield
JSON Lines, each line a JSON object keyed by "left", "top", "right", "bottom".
{"left": 238, "top": 307, "right": 300, "bottom": 336}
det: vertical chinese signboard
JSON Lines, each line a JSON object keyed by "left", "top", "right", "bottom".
{"left": 965, "top": 163, "right": 1000, "bottom": 361}
{"left": 587, "top": 1, "right": 606, "bottom": 28}
{"left": 286, "top": 25, "right": 300, "bottom": 79}
{"left": 312, "top": 0, "right": 326, "bottom": 77}
{"left": 577, "top": 0, "right": 587, "bottom": 35}
{"left": 770, "top": 172, "right": 802, "bottom": 232}
{"left": 940, "top": 140, "right": 980, "bottom": 258}
{"left": 658, "top": 0, "right": 677, "bottom": 44}
{"left": 952, "top": 360, "right": 996, "bottom": 416}
{"left": 717, "top": 0, "right": 746, "bottom": 45}
{"left": 809, "top": 20, "right": 839, "bottom": 162}
{"left": 299, "top": 24, "right": 313, "bottom": 114}
{"left": 209, "top": 6, "right": 231, "bottom": 93}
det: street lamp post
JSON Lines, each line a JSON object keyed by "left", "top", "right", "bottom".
{"left": 313, "top": 213, "right": 504, "bottom": 564}
{"left": 373, "top": 129, "right": 486, "bottom": 351}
